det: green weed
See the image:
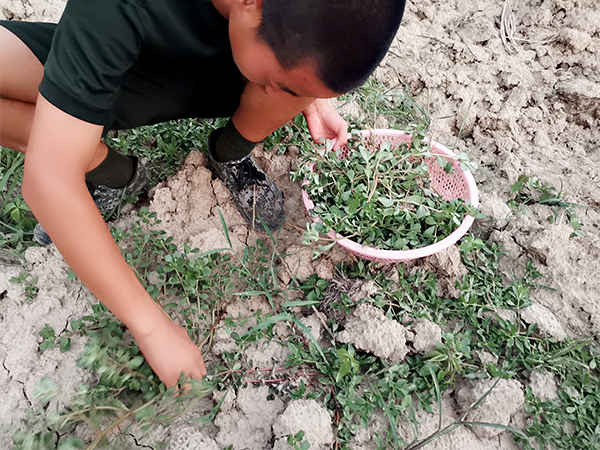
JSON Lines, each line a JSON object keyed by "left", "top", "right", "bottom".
{"left": 9, "top": 271, "right": 38, "bottom": 301}
{"left": 14, "top": 301, "right": 217, "bottom": 450}
{"left": 339, "top": 77, "right": 429, "bottom": 131}
{"left": 277, "top": 236, "right": 599, "bottom": 450}
{"left": 508, "top": 174, "right": 586, "bottom": 237}
{"left": 263, "top": 114, "right": 310, "bottom": 155}
{"left": 107, "top": 118, "right": 225, "bottom": 187}
{"left": 293, "top": 128, "right": 482, "bottom": 252}
{"left": 38, "top": 324, "right": 72, "bottom": 352}
{"left": 0, "top": 148, "right": 36, "bottom": 257}
{"left": 287, "top": 430, "right": 311, "bottom": 450}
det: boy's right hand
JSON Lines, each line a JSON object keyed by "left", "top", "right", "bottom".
{"left": 132, "top": 312, "right": 206, "bottom": 388}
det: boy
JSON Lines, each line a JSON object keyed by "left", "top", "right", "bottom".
{"left": 0, "top": 0, "right": 406, "bottom": 388}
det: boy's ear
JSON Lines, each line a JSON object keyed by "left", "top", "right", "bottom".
{"left": 239, "top": 0, "right": 263, "bottom": 12}
{"left": 235, "top": 0, "right": 263, "bottom": 25}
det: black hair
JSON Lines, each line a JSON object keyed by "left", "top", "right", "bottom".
{"left": 256, "top": 0, "right": 406, "bottom": 94}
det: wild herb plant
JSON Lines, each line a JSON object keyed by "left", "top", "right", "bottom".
{"left": 273, "top": 235, "right": 599, "bottom": 450}
{"left": 0, "top": 148, "right": 36, "bottom": 257}
{"left": 292, "top": 129, "right": 482, "bottom": 251}
{"left": 11, "top": 208, "right": 231, "bottom": 449}
{"left": 263, "top": 114, "right": 309, "bottom": 155}
{"left": 286, "top": 430, "right": 311, "bottom": 450}
{"left": 107, "top": 117, "right": 225, "bottom": 187}
{"left": 11, "top": 208, "right": 314, "bottom": 448}
{"left": 412, "top": 241, "right": 596, "bottom": 448}
{"left": 9, "top": 271, "right": 38, "bottom": 302}
{"left": 338, "top": 77, "right": 430, "bottom": 131}
{"left": 508, "top": 174, "right": 586, "bottom": 236}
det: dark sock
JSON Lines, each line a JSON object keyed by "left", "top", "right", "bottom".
{"left": 85, "top": 145, "right": 135, "bottom": 189}
{"left": 211, "top": 119, "right": 257, "bottom": 163}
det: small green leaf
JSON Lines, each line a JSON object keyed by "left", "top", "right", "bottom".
{"left": 40, "top": 324, "right": 55, "bottom": 338}
{"left": 135, "top": 405, "right": 155, "bottom": 421}
{"left": 40, "top": 341, "right": 54, "bottom": 351}
{"left": 126, "top": 356, "right": 145, "bottom": 369}
{"left": 58, "top": 437, "right": 85, "bottom": 449}
{"left": 511, "top": 175, "right": 528, "bottom": 193}
{"left": 70, "top": 319, "right": 83, "bottom": 331}
{"left": 33, "top": 377, "right": 59, "bottom": 407}
{"left": 59, "top": 336, "right": 71, "bottom": 352}
{"left": 416, "top": 205, "right": 428, "bottom": 219}
{"left": 378, "top": 196, "right": 395, "bottom": 207}
{"left": 444, "top": 160, "right": 454, "bottom": 173}
{"left": 281, "top": 299, "right": 320, "bottom": 308}
{"left": 436, "top": 155, "right": 447, "bottom": 169}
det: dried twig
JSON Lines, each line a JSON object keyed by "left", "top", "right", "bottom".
{"left": 501, "top": 0, "right": 558, "bottom": 53}
{"left": 501, "top": 0, "right": 518, "bottom": 53}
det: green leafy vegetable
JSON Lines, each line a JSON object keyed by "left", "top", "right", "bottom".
{"left": 292, "top": 130, "right": 482, "bottom": 251}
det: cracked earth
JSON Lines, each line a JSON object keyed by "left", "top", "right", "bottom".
{"left": 1, "top": 0, "right": 600, "bottom": 448}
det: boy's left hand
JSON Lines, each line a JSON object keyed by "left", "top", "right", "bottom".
{"left": 303, "top": 99, "right": 348, "bottom": 150}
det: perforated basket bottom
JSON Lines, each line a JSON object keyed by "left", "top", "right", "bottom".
{"left": 301, "top": 130, "right": 479, "bottom": 263}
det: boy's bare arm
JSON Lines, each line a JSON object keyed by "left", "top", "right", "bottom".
{"left": 22, "top": 95, "right": 206, "bottom": 387}
{"left": 231, "top": 83, "right": 347, "bottom": 147}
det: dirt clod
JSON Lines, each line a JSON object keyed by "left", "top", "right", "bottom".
{"left": 407, "top": 318, "right": 443, "bottom": 354}
{"left": 529, "top": 370, "right": 559, "bottom": 402}
{"left": 337, "top": 304, "right": 409, "bottom": 362}
{"left": 455, "top": 378, "right": 525, "bottom": 439}
{"left": 272, "top": 399, "right": 334, "bottom": 450}
{"left": 520, "top": 303, "right": 568, "bottom": 342}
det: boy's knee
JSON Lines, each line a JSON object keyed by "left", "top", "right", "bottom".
{"left": 0, "top": 25, "right": 44, "bottom": 103}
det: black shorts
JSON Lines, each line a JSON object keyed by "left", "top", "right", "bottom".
{"left": 1, "top": 20, "right": 245, "bottom": 132}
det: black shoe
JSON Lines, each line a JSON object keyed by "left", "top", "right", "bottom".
{"left": 207, "top": 134, "right": 284, "bottom": 233}
{"left": 33, "top": 156, "right": 149, "bottom": 246}
{"left": 87, "top": 156, "right": 148, "bottom": 213}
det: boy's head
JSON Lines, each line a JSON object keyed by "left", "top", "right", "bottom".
{"left": 257, "top": 0, "right": 406, "bottom": 94}
{"left": 227, "top": 0, "right": 406, "bottom": 98}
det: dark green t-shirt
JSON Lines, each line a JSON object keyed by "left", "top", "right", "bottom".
{"left": 40, "top": 0, "right": 231, "bottom": 125}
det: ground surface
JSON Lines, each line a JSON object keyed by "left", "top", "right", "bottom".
{"left": 1, "top": 0, "right": 599, "bottom": 449}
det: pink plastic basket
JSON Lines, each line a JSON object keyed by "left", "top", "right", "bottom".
{"left": 301, "top": 130, "right": 479, "bottom": 263}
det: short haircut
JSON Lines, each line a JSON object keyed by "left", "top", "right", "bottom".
{"left": 257, "top": 0, "right": 406, "bottom": 94}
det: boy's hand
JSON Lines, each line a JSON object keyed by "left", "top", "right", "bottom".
{"left": 132, "top": 312, "right": 206, "bottom": 388}
{"left": 303, "top": 99, "right": 348, "bottom": 150}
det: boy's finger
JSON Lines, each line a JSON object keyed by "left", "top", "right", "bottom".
{"left": 333, "top": 130, "right": 350, "bottom": 151}
{"left": 179, "top": 382, "right": 193, "bottom": 396}
{"left": 332, "top": 136, "right": 346, "bottom": 151}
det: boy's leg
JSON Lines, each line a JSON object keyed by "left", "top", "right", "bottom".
{"left": 0, "top": 23, "right": 147, "bottom": 244}
{"left": 0, "top": 25, "right": 46, "bottom": 153}
{"left": 206, "top": 82, "right": 313, "bottom": 232}
{"left": 0, "top": 25, "right": 108, "bottom": 168}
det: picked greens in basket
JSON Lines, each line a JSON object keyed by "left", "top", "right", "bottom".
{"left": 292, "top": 131, "right": 482, "bottom": 252}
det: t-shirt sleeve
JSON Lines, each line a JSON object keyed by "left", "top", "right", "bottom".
{"left": 39, "top": 0, "right": 145, "bottom": 125}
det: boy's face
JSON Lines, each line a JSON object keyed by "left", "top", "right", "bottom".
{"left": 228, "top": 0, "right": 338, "bottom": 99}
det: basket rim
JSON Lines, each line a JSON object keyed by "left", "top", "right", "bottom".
{"left": 301, "top": 129, "right": 479, "bottom": 262}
